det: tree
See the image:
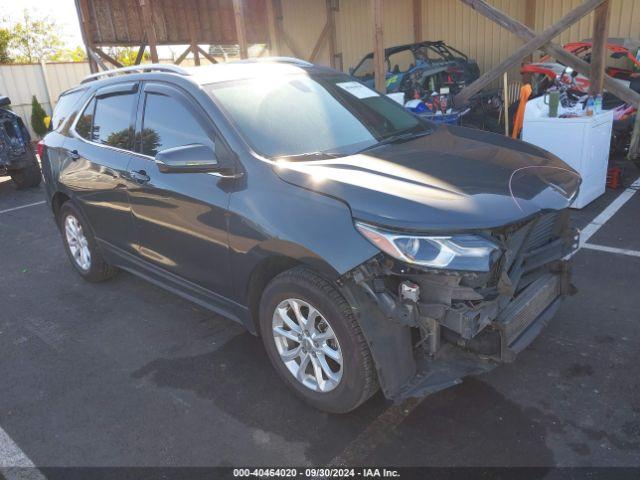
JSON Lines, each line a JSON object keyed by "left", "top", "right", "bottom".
{"left": 31, "top": 96, "right": 48, "bottom": 138}
{"left": 105, "top": 47, "right": 149, "bottom": 67}
{"left": 49, "top": 46, "right": 87, "bottom": 62}
{"left": 0, "top": 28, "right": 11, "bottom": 63}
{"left": 8, "top": 10, "right": 63, "bottom": 63}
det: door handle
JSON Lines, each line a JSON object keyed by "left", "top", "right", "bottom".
{"left": 130, "top": 169, "right": 151, "bottom": 184}
{"left": 69, "top": 149, "right": 80, "bottom": 161}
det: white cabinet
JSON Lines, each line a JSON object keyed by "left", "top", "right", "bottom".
{"left": 522, "top": 96, "right": 613, "bottom": 209}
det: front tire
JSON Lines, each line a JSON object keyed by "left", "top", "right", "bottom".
{"left": 58, "top": 202, "right": 117, "bottom": 282}
{"left": 259, "top": 267, "right": 378, "bottom": 413}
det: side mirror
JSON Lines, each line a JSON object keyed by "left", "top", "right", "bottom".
{"left": 155, "top": 144, "right": 221, "bottom": 174}
{"left": 0, "top": 96, "right": 11, "bottom": 108}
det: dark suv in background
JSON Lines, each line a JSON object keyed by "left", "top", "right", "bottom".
{"left": 42, "top": 60, "right": 580, "bottom": 413}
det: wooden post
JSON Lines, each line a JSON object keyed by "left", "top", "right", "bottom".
{"left": 502, "top": 72, "right": 509, "bottom": 136}
{"left": 413, "top": 0, "right": 422, "bottom": 42}
{"left": 139, "top": 0, "right": 159, "bottom": 63}
{"left": 326, "top": 0, "right": 337, "bottom": 68}
{"left": 523, "top": 0, "right": 536, "bottom": 64}
{"left": 266, "top": 0, "right": 280, "bottom": 56}
{"left": 233, "top": 0, "right": 249, "bottom": 59}
{"left": 588, "top": 0, "right": 611, "bottom": 95}
{"left": 187, "top": 8, "right": 200, "bottom": 66}
{"left": 76, "top": 0, "right": 98, "bottom": 73}
{"left": 373, "top": 0, "right": 386, "bottom": 93}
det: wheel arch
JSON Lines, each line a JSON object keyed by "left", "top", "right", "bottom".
{"left": 244, "top": 245, "right": 344, "bottom": 336}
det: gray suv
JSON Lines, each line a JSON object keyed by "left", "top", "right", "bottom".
{"left": 41, "top": 60, "right": 580, "bottom": 413}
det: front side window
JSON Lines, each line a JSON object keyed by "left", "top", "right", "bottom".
{"left": 92, "top": 93, "right": 137, "bottom": 150}
{"left": 140, "top": 93, "right": 214, "bottom": 157}
{"left": 208, "top": 73, "right": 429, "bottom": 159}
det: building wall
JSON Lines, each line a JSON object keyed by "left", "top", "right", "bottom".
{"left": 279, "top": 0, "right": 639, "bottom": 83}
{"left": 0, "top": 62, "right": 90, "bottom": 137}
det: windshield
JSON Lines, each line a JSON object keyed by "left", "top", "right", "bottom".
{"left": 207, "top": 73, "right": 430, "bottom": 159}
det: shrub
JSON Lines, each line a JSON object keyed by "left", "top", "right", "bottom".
{"left": 31, "top": 95, "right": 48, "bottom": 137}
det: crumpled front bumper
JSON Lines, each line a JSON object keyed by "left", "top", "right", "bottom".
{"left": 339, "top": 210, "right": 578, "bottom": 401}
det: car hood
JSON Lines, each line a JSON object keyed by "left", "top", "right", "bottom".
{"left": 272, "top": 125, "right": 581, "bottom": 232}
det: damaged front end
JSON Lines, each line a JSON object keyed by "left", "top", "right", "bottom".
{"left": 339, "top": 209, "right": 578, "bottom": 400}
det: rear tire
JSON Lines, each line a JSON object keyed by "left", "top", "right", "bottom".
{"left": 259, "top": 266, "right": 378, "bottom": 413}
{"left": 58, "top": 202, "right": 117, "bottom": 282}
{"left": 11, "top": 164, "right": 41, "bottom": 189}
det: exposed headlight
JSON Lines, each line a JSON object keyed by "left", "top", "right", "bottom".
{"left": 355, "top": 221, "right": 500, "bottom": 272}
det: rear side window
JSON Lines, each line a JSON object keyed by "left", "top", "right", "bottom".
{"left": 52, "top": 89, "right": 85, "bottom": 131}
{"left": 92, "top": 93, "right": 137, "bottom": 150}
{"left": 75, "top": 98, "right": 95, "bottom": 141}
{"left": 140, "top": 92, "right": 214, "bottom": 157}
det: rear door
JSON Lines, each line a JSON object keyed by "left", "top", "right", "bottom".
{"left": 126, "top": 81, "right": 233, "bottom": 298}
{"left": 62, "top": 81, "right": 140, "bottom": 252}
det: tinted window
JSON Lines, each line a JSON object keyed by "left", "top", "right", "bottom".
{"left": 140, "top": 93, "right": 213, "bottom": 157}
{"left": 52, "top": 89, "right": 86, "bottom": 131}
{"left": 75, "top": 97, "right": 95, "bottom": 141}
{"left": 92, "top": 93, "right": 137, "bottom": 150}
{"left": 208, "top": 74, "right": 426, "bottom": 158}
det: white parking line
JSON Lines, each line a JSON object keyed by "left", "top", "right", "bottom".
{"left": 582, "top": 243, "right": 640, "bottom": 258}
{"left": 0, "top": 201, "right": 46, "bottom": 215}
{"left": 579, "top": 177, "right": 640, "bottom": 247}
{"left": 0, "top": 426, "right": 45, "bottom": 479}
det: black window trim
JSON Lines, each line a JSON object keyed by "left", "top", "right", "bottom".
{"left": 133, "top": 80, "right": 223, "bottom": 162}
{"left": 70, "top": 81, "right": 143, "bottom": 157}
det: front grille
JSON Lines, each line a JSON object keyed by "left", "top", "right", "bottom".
{"left": 499, "top": 273, "right": 561, "bottom": 345}
{"left": 524, "top": 212, "right": 559, "bottom": 251}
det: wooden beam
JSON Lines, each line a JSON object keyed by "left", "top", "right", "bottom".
{"left": 93, "top": 47, "right": 124, "bottom": 68}
{"left": 523, "top": 0, "right": 536, "bottom": 63}
{"left": 77, "top": 0, "right": 98, "bottom": 72}
{"left": 187, "top": 7, "right": 200, "bottom": 66}
{"left": 589, "top": 0, "right": 611, "bottom": 95}
{"left": 266, "top": 0, "right": 280, "bottom": 55}
{"left": 372, "top": 0, "right": 386, "bottom": 93}
{"left": 233, "top": 0, "right": 249, "bottom": 59}
{"left": 459, "top": 0, "right": 640, "bottom": 107}
{"left": 139, "top": 0, "right": 158, "bottom": 63}
{"left": 413, "top": 0, "right": 422, "bottom": 42}
{"left": 174, "top": 46, "right": 192, "bottom": 65}
{"left": 457, "top": 0, "right": 605, "bottom": 103}
{"left": 134, "top": 43, "right": 146, "bottom": 65}
{"left": 326, "top": 0, "right": 337, "bottom": 68}
{"left": 197, "top": 46, "right": 219, "bottom": 64}
{"left": 309, "top": 21, "right": 331, "bottom": 64}
{"left": 87, "top": 48, "right": 108, "bottom": 71}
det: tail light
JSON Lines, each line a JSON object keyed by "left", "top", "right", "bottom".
{"left": 36, "top": 140, "right": 44, "bottom": 158}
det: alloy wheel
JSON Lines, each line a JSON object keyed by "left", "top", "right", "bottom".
{"left": 64, "top": 214, "right": 91, "bottom": 271}
{"left": 272, "top": 298, "right": 343, "bottom": 392}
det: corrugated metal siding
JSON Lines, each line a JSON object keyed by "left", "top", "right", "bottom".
{"left": 280, "top": 0, "right": 331, "bottom": 64}
{"left": 277, "top": 0, "right": 639, "bottom": 84}
{"left": 0, "top": 62, "right": 90, "bottom": 136}
{"left": 535, "top": 0, "right": 640, "bottom": 45}
{"left": 420, "top": 0, "right": 527, "bottom": 81}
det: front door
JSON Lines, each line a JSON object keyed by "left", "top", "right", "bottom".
{"left": 127, "top": 82, "right": 233, "bottom": 298}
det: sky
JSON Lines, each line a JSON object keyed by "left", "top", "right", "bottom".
{"left": 1, "top": 0, "right": 84, "bottom": 48}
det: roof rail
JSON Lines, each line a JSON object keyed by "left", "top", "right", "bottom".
{"left": 81, "top": 64, "right": 190, "bottom": 84}
{"left": 232, "top": 57, "right": 314, "bottom": 67}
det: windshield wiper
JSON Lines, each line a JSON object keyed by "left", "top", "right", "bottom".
{"left": 277, "top": 151, "right": 342, "bottom": 161}
{"left": 355, "top": 129, "right": 432, "bottom": 154}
